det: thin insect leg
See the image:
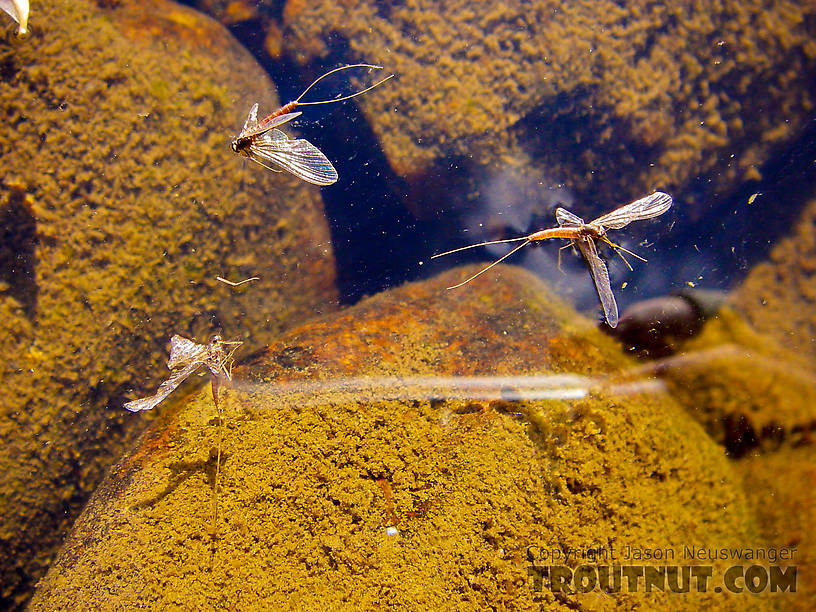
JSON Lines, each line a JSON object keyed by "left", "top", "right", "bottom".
{"left": 294, "top": 64, "right": 394, "bottom": 106}
{"left": 431, "top": 236, "right": 531, "bottom": 259}
{"left": 613, "top": 242, "right": 647, "bottom": 262}
{"left": 210, "top": 342, "right": 241, "bottom": 559}
{"left": 221, "top": 343, "right": 242, "bottom": 381}
{"left": 247, "top": 157, "right": 284, "bottom": 174}
{"left": 612, "top": 247, "right": 633, "bottom": 271}
{"left": 600, "top": 237, "right": 646, "bottom": 270}
{"left": 557, "top": 241, "right": 574, "bottom": 274}
{"left": 446, "top": 239, "right": 531, "bottom": 290}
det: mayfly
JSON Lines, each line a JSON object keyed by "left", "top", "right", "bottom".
{"left": 124, "top": 334, "right": 242, "bottom": 558}
{"left": 124, "top": 334, "right": 242, "bottom": 413}
{"left": 431, "top": 192, "right": 673, "bottom": 328}
{"left": 231, "top": 63, "right": 394, "bottom": 185}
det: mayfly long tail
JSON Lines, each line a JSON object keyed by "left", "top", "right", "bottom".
{"left": 294, "top": 64, "right": 394, "bottom": 107}
{"left": 211, "top": 407, "right": 223, "bottom": 561}
{"left": 446, "top": 239, "right": 531, "bottom": 289}
{"left": 209, "top": 381, "right": 224, "bottom": 567}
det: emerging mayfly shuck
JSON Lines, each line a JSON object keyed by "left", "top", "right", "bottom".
{"left": 231, "top": 63, "right": 394, "bottom": 185}
{"left": 124, "top": 334, "right": 242, "bottom": 412}
{"left": 432, "top": 192, "right": 673, "bottom": 328}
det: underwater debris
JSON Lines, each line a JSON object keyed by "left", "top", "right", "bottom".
{"left": 432, "top": 192, "right": 673, "bottom": 327}
{"left": 124, "top": 334, "right": 242, "bottom": 412}
{"left": 1, "top": 0, "right": 28, "bottom": 35}
{"left": 231, "top": 64, "right": 393, "bottom": 185}
{"left": 216, "top": 275, "right": 259, "bottom": 287}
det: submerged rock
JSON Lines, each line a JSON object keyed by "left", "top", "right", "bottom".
{"left": 636, "top": 307, "right": 816, "bottom": 458}
{"left": 280, "top": 0, "right": 816, "bottom": 216}
{"left": 0, "top": 0, "right": 336, "bottom": 605}
{"left": 32, "top": 267, "right": 761, "bottom": 611}
{"left": 735, "top": 446, "right": 816, "bottom": 607}
{"left": 606, "top": 289, "right": 726, "bottom": 359}
{"left": 651, "top": 194, "right": 816, "bottom": 610}
{"left": 732, "top": 195, "right": 816, "bottom": 365}
{"left": 637, "top": 193, "right": 816, "bottom": 457}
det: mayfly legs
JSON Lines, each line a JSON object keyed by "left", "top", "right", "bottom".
{"left": 123, "top": 334, "right": 242, "bottom": 561}
{"left": 207, "top": 339, "right": 242, "bottom": 563}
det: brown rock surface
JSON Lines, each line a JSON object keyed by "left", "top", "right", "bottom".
{"left": 681, "top": 195, "right": 816, "bottom": 610}
{"left": 735, "top": 446, "right": 815, "bottom": 607}
{"left": 31, "top": 267, "right": 761, "bottom": 611}
{"left": 613, "top": 191, "right": 816, "bottom": 609}
{"left": 731, "top": 195, "right": 816, "bottom": 365}
{"left": 0, "top": 0, "right": 336, "bottom": 606}
{"left": 639, "top": 192, "right": 816, "bottom": 458}
{"left": 280, "top": 0, "right": 816, "bottom": 214}
{"left": 631, "top": 308, "right": 816, "bottom": 458}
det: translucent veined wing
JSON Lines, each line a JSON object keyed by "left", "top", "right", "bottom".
{"left": 257, "top": 111, "right": 302, "bottom": 132}
{"left": 239, "top": 111, "right": 303, "bottom": 140}
{"left": 123, "top": 361, "right": 203, "bottom": 412}
{"left": 241, "top": 103, "right": 259, "bottom": 133}
{"left": 555, "top": 207, "right": 584, "bottom": 227}
{"left": 167, "top": 335, "right": 208, "bottom": 370}
{"left": 246, "top": 129, "right": 338, "bottom": 186}
{"left": 590, "top": 192, "right": 673, "bottom": 230}
{"left": 576, "top": 237, "right": 619, "bottom": 328}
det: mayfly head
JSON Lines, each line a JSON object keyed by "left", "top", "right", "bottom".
{"left": 231, "top": 137, "right": 249, "bottom": 155}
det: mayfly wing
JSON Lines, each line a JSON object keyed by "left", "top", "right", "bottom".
{"left": 555, "top": 207, "right": 584, "bottom": 227}
{"left": 591, "top": 192, "right": 673, "bottom": 230}
{"left": 239, "top": 111, "right": 303, "bottom": 139}
{"left": 123, "top": 361, "right": 204, "bottom": 412}
{"left": 577, "top": 237, "right": 619, "bottom": 328}
{"left": 167, "top": 335, "right": 208, "bottom": 370}
{"left": 241, "top": 103, "right": 260, "bottom": 133}
{"left": 256, "top": 111, "right": 302, "bottom": 132}
{"left": 247, "top": 129, "right": 338, "bottom": 186}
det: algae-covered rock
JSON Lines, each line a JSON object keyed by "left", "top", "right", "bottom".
{"left": 634, "top": 307, "right": 816, "bottom": 457}
{"left": 611, "top": 192, "right": 816, "bottom": 609}
{"left": 732, "top": 195, "right": 816, "bottom": 365}
{"left": 31, "top": 267, "right": 761, "bottom": 611}
{"left": 0, "top": 0, "right": 337, "bottom": 606}
{"left": 639, "top": 193, "right": 816, "bottom": 456}
{"left": 735, "top": 446, "right": 816, "bottom": 608}
{"left": 280, "top": 0, "right": 815, "bottom": 213}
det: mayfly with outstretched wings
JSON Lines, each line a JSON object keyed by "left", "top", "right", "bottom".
{"left": 231, "top": 64, "right": 393, "bottom": 186}
{"left": 231, "top": 103, "right": 339, "bottom": 186}
{"left": 431, "top": 192, "right": 673, "bottom": 327}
